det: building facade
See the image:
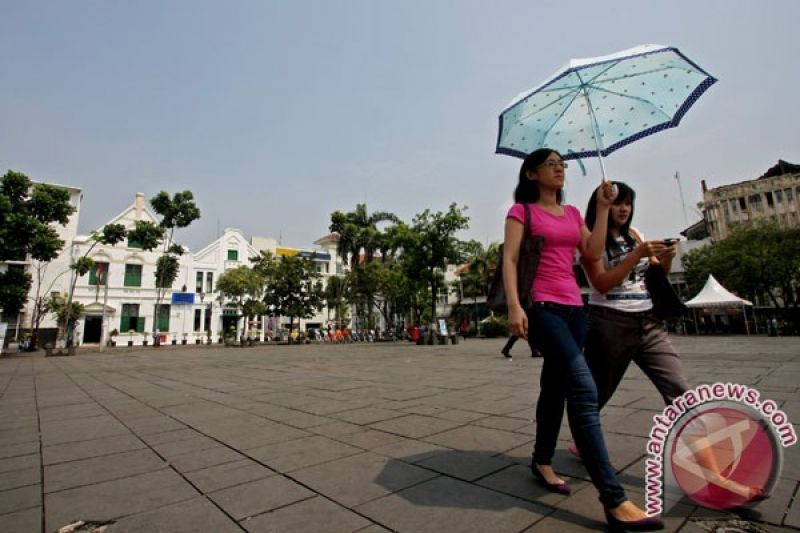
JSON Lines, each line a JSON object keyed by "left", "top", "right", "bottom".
{"left": 701, "top": 160, "right": 800, "bottom": 242}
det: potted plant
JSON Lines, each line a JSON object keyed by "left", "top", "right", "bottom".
{"left": 171, "top": 332, "right": 177, "bottom": 345}
{"left": 182, "top": 332, "right": 188, "bottom": 345}
{"left": 206, "top": 330, "right": 212, "bottom": 345}
{"left": 195, "top": 331, "right": 203, "bottom": 344}
{"left": 107, "top": 328, "right": 119, "bottom": 347}
{"left": 141, "top": 331, "right": 149, "bottom": 346}
{"left": 128, "top": 329, "right": 136, "bottom": 347}
{"left": 217, "top": 330, "right": 224, "bottom": 344}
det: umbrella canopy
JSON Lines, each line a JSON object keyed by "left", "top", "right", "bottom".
{"left": 496, "top": 44, "right": 717, "bottom": 177}
{"left": 685, "top": 274, "right": 752, "bottom": 308}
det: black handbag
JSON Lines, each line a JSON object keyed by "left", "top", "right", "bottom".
{"left": 644, "top": 263, "right": 687, "bottom": 322}
{"left": 487, "top": 204, "right": 544, "bottom": 313}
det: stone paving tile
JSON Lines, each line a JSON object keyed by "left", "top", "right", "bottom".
{"left": 0, "top": 452, "right": 39, "bottom": 474}
{"left": 209, "top": 475, "right": 314, "bottom": 520}
{"left": 355, "top": 475, "right": 549, "bottom": 533}
{"left": 0, "top": 465, "right": 40, "bottom": 492}
{"left": 422, "top": 424, "right": 533, "bottom": 454}
{"left": 420, "top": 451, "right": 513, "bottom": 484}
{"left": 167, "top": 445, "right": 245, "bottom": 473}
{"left": 0, "top": 506, "right": 40, "bottom": 531}
{"left": 1, "top": 336, "right": 798, "bottom": 531}
{"left": 0, "top": 484, "right": 41, "bottom": 515}
{"left": 0, "top": 440, "right": 39, "bottom": 461}
{"left": 38, "top": 402, "right": 107, "bottom": 422}
{"left": 105, "top": 497, "right": 241, "bottom": 532}
{"left": 184, "top": 459, "right": 275, "bottom": 493}
{"left": 39, "top": 414, "right": 130, "bottom": 445}
{"left": 44, "top": 468, "right": 198, "bottom": 532}
{"left": 241, "top": 495, "right": 372, "bottom": 533}
{"left": 247, "top": 434, "right": 362, "bottom": 473}
{"left": 42, "top": 434, "right": 145, "bottom": 465}
{"left": 45, "top": 448, "right": 167, "bottom": 493}
{"left": 368, "top": 414, "right": 465, "bottom": 439}
{"left": 291, "top": 451, "right": 440, "bottom": 507}
{"left": 149, "top": 434, "right": 220, "bottom": 458}
{"left": 332, "top": 407, "right": 407, "bottom": 425}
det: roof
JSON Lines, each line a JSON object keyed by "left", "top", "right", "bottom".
{"left": 313, "top": 233, "right": 339, "bottom": 245}
{"left": 759, "top": 160, "right": 800, "bottom": 179}
{"left": 685, "top": 274, "right": 752, "bottom": 308}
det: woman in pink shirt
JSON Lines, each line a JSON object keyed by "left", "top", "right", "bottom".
{"left": 503, "top": 149, "right": 663, "bottom": 531}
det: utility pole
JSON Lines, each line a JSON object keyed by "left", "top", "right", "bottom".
{"left": 675, "top": 172, "right": 689, "bottom": 228}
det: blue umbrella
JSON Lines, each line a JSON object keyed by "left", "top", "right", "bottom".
{"left": 496, "top": 44, "right": 717, "bottom": 181}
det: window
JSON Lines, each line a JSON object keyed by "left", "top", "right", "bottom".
{"left": 204, "top": 305, "right": 212, "bottom": 333}
{"left": 194, "top": 309, "right": 202, "bottom": 331}
{"left": 739, "top": 197, "right": 746, "bottom": 210}
{"left": 88, "top": 262, "right": 109, "bottom": 286}
{"left": 766, "top": 191, "right": 774, "bottom": 208}
{"left": 156, "top": 304, "right": 170, "bottom": 331}
{"left": 206, "top": 272, "right": 213, "bottom": 293}
{"left": 124, "top": 264, "right": 142, "bottom": 287}
{"left": 127, "top": 237, "right": 143, "bottom": 249}
{"left": 121, "top": 304, "right": 143, "bottom": 332}
{"left": 748, "top": 194, "right": 763, "bottom": 212}
{"left": 775, "top": 190, "right": 783, "bottom": 203}
{"left": 314, "top": 262, "right": 329, "bottom": 274}
{"left": 786, "top": 188, "right": 795, "bottom": 202}
{"left": 227, "top": 249, "right": 239, "bottom": 261}
{"left": 196, "top": 271, "right": 204, "bottom": 293}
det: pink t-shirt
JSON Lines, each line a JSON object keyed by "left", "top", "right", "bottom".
{"left": 507, "top": 203, "right": 585, "bottom": 306}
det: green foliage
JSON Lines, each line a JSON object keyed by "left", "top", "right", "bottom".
{"left": 45, "top": 292, "right": 84, "bottom": 328}
{"left": 397, "top": 203, "right": 470, "bottom": 319}
{"left": 480, "top": 316, "right": 508, "bottom": 338}
{"left": 155, "top": 255, "right": 180, "bottom": 288}
{"left": 150, "top": 191, "right": 201, "bottom": 230}
{"left": 683, "top": 222, "right": 800, "bottom": 308}
{"left": 126, "top": 220, "right": 165, "bottom": 251}
{"left": 0, "top": 171, "right": 76, "bottom": 315}
{"left": 0, "top": 268, "right": 31, "bottom": 317}
{"left": 260, "top": 255, "right": 324, "bottom": 330}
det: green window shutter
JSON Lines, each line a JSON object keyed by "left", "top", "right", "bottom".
{"left": 227, "top": 249, "right": 238, "bottom": 261}
{"left": 128, "top": 238, "right": 143, "bottom": 249}
{"left": 124, "top": 264, "right": 142, "bottom": 287}
{"left": 88, "top": 262, "right": 109, "bottom": 285}
{"left": 120, "top": 316, "right": 130, "bottom": 332}
{"left": 136, "top": 317, "right": 145, "bottom": 333}
{"left": 157, "top": 305, "right": 170, "bottom": 331}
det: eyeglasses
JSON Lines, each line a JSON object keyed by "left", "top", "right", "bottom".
{"left": 538, "top": 160, "right": 568, "bottom": 169}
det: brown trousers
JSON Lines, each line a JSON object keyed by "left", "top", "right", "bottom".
{"left": 584, "top": 305, "right": 689, "bottom": 409}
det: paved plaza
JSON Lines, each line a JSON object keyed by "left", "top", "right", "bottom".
{"left": 0, "top": 336, "right": 798, "bottom": 532}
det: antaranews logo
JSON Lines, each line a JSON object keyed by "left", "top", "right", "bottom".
{"left": 645, "top": 383, "right": 797, "bottom": 515}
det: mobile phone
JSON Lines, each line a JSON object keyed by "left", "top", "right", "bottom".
{"left": 662, "top": 238, "right": 679, "bottom": 246}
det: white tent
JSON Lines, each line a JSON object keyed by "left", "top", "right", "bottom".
{"left": 685, "top": 274, "right": 752, "bottom": 308}
{"left": 685, "top": 275, "right": 752, "bottom": 334}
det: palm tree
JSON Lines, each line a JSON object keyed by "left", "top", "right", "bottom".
{"left": 329, "top": 204, "right": 399, "bottom": 329}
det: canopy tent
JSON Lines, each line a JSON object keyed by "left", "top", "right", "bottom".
{"left": 685, "top": 274, "right": 752, "bottom": 308}
{"left": 685, "top": 275, "right": 752, "bottom": 334}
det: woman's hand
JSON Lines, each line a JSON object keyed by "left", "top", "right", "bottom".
{"left": 508, "top": 305, "right": 528, "bottom": 340}
{"left": 635, "top": 240, "right": 668, "bottom": 259}
{"left": 595, "top": 181, "right": 618, "bottom": 208}
{"left": 658, "top": 241, "right": 678, "bottom": 259}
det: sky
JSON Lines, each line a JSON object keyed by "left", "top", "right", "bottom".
{"left": 2, "top": 1, "right": 799, "bottom": 252}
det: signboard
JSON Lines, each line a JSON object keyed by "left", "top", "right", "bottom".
{"left": 438, "top": 319, "right": 448, "bottom": 336}
{"left": 171, "top": 292, "right": 195, "bottom": 305}
{"left": 0, "top": 322, "right": 7, "bottom": 350}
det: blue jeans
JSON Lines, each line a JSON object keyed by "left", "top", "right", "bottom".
{"left": 527, "top": 302, "right": 627, "bottom": 508}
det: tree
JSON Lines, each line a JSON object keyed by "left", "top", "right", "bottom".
{"left": 0, "top": 171, "right": 75, "bottom": 332}
{"left": 135, "top": 191, "right": 200, "bottom": 343}
{"left": 216, "top": 265, "right": 266, "bottom": 336}
{"left": 398, "top": 204, "right": 470, "bottom": 323}
{"left": 324, "top": 275, "right": 349, "bottom": 328}
{"left": 683, "top": 222, "right": 800, "bottom": 310}
{"left": 257, "top": 253, "right": 324, "bottom": 337}
{"left": 460, "top": 240, "right": 500, "bottom": 330}
{"left": 329, "top": 204, "right": 399, "bottom": 329}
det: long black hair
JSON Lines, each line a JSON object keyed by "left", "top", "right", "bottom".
{"left": 585, "top": 181, "right": 636, "bottom": 254}
{"left": 513, "top": 148, "right": 564, "bottom": 204}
